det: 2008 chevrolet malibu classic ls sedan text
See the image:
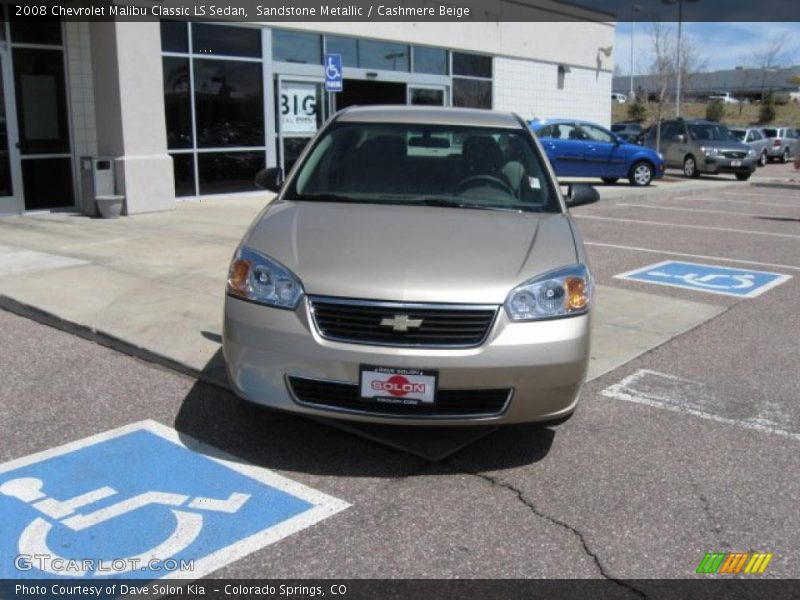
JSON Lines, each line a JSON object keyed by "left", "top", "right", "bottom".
{"left": 223, "top": 106, "right": 598, "bottom": 426}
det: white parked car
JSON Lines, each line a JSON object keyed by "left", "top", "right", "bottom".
{"left": 611, "top": 92, "right": 627, "bottom": 104}
{"left": 708, "top": 92, "right": 739, "bottom": 104}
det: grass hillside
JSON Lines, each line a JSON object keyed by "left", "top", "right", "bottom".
{"left": 613, "top": 101, "right": 800, "bottom": 127}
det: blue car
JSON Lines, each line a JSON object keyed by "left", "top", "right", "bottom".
{"left": 529, "top": 119, "right": 665, "bottom": 186}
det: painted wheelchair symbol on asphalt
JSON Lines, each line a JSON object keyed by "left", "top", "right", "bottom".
{"left": 0, "top": 421, "right": 348, "bottom": 579}
{"left": 615, "top": 260, "right": 791, "bottom": 298}
{"left": 1, "top": 477, "right": 250, "bottom": 577}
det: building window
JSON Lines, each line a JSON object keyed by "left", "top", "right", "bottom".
{"left": 452, "top": 52, "right": 492, "bottom": 78}
{"left": 161, "top": 22, "right": 266, "bottom": 197}
{"left": 192, "top": 23, "right": 261, "bottom": 58}
{"left": 160, "top": 20, "right": 188, "bottom": 53}
{"left": 557, "top": 65, "right": 566, "bottom": 90}
{"left": 193, "top": 60, "right": 264, "bottom": 148}
{"left": 452, "top": 52, "right": 492, "bottom": 109}
{"left": 272, "top": 30, "right": 321, "bottom": 64}
{"left": 413, "top": 46, "right": 448, "bottom": 75}
{"left": 358, "top": 40, "right": 409, "bottom": 72}
{"left": 325, "top": 36, "right": 358, "bottom": 68}
{"left": 453, "top": 78, "right": 492, "bottom": 109}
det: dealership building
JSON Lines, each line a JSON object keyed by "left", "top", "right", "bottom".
{"left": 0, "top": 5, "right": 614, "bottom": 216}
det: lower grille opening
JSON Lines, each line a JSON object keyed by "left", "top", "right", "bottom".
{"left": 288, "top": 376, "right": 511, "bottom": 418}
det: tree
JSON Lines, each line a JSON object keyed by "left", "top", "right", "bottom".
{"left": 627, "top": 98, "right": 647, "bottom": 122}
{"left": 705, "top": 99, "right": 725, "bottom": 122}
{"left": 751, "top": 35, "right": 794, "bottom": 99}
{"left": 645, "top": 23, "right": 708, "bottom": 151}
{"left": 758, "top": 90, "right": 776, "bottom": 124}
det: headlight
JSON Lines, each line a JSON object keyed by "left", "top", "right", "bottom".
{"left": 505, "top": 264, "right": 592, "bottom": 321}
{"left": 226, "top": 246, "right": 304, "bottom": 309}
{"left": 657, "top": 152, "right": 664, "bottom": 160}
{"left": 747, "top": 149, "right": 756, "bottom": 157}
{"left": 702, "top": 147, "right": 720, "bottom": 157}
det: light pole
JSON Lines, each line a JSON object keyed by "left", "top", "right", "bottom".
{"left": 630, "top": 3, "right": 640, "bottom": 100}
{"left": 663, "top": 0, "right": 698, "bottom": 118}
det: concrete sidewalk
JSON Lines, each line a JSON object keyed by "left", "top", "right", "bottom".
{"left": 0, "top": 193, "right": 722, "bottom": 390}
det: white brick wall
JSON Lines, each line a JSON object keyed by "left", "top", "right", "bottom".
{"left": 494, "top": 57, "right": 612, "bottom": 127}
{"left": 64, "top": 21, "right": 98, "bottom": 161}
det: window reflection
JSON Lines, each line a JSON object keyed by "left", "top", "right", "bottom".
{"left": 193, "top": 59, "right": 264, "bottom": 148}
{"left": 192, "top": 24, "right": 261, "bottom": 58}
{"left": 413, "top": 47, "right": 448, "bottom": 75}
{"left": 358, "top": 40, "right": 409, "bottom": 71}
{"left": 163, "top": 57, "right": 192, "bottom": 149}
{"left": 272, "top": 30, "right": 321, "bottom": 64}
{"left": 198, "top": 151, "right": 265, "bottom": 194}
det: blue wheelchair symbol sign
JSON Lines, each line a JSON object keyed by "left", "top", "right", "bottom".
{"left": 0, "top": 421, "right": 348, "bottom": 579}
{"left": 615, "top": 260, "right": 791, "bottom": 298}
{"left": 324, "top": 53, "right": 343, "bottom": 92}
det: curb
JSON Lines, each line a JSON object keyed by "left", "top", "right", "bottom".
{"left": 751, "top": 181, "right": 800, "bottom": 191}
{"left": 0, "top": 294, "right": 231, "bottom": 392}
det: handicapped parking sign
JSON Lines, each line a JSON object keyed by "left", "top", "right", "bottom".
{"left": 324, "top": 53, "right": 343, "bottom": 92}
{"left": 0, "top": 421, "right": 348, "bottom": 579}
{"left": 615, "top": 260, "right": 791, "bottom": 298}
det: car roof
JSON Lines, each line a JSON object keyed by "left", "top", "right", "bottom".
{"left": 336, "top": 105, "right": 523, "bottom": 129}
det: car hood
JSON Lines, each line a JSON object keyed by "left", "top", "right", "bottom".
{"left": 701, "top": 140, "right": 751, "bottom": 152}
{"left": 243, "top": 200, "right": 579, "bottom": 304}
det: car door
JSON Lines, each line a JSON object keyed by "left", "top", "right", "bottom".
{"left": 578, "top": 123, "right": 623, "bottom": 177}
{"left": 538, "top": 122, "right": 584, "bottom": 177}
{"left": 662, "top": 122, "right": 688, "bottom": 167}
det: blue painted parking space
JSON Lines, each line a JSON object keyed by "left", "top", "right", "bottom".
{"left": 0, "top": 421, "right": 348, "bottom": 580}
{"left": 615, "top": 260, "right": 791, "bottom": 298}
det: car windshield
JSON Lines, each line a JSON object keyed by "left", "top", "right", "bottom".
{"left": 762, "top": 128, "right": 777, "bottom": 138}
{"left": 729, "top": 130, "right": 746, "bottom": 141}
{"left": 687, "top": 123, "right": 734, "bottom": 142}
{"left": 286, "top": 122, "right": 559, "bottom": 213}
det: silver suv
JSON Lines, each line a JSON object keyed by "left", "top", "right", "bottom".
{"left": 761, "top": 126, "right": 798, "bottom": 163}
{"left": 643, "top": 119, "right": 757, "bottom": 180}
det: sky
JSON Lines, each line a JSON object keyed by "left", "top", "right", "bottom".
{"left": 614, "top": 22, "right": 800, "bottom": 76}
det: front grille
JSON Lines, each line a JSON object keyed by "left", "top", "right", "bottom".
{"left": 288, "top": 376, "right": 512, "bottom": 417}
{"left": 308, "top": 296, "right": 498, "bottom": 348}
{"left": 722, "top": 151, "right": 747, "bottom": 159}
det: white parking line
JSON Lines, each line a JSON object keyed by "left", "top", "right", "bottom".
{"left": 671, "top": 196, "right": 800, "bottom": 208}
{"left": 574, "top": 214, "right": 800, "bottom": 239}
{"left": 615, "top": 203, "right": 767, "bottom": 217}
{"left": 602, "top": 369, "right": 800, "bottom": 442}
{"left": 584, "top": 241, "right": 800, "bottom": 272}
{"left": 722, "top": 190, "right": 800, "bottom": 199}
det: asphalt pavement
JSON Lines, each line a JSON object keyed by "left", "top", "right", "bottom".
{"left": 1, "top": 180, "right": 799, "bottom": 586}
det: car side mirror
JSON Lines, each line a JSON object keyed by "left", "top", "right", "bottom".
{"left": 565, "top": 183, "right": 600, "bottom": 208}
{"left": 254, "top": 167, "right": 283, "bottom": 193}
{"left": 672, "top": 134, "right": 685, "bottom": 143}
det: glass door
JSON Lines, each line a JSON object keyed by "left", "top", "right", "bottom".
{"left": 408, "top": 85, "right": 448, "bottom": 106}
{"left": 275, "top": 75, "right": 325, "bottom": 175}
{"left": 0, "top": 44, "right": 22, "bottom": 214}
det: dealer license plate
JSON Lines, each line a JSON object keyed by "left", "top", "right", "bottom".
{"left": 359, "top": 365, "right": 438, "bottom": 406}
{"left": 731, "top": 160, "right": 742, "bottom": 167}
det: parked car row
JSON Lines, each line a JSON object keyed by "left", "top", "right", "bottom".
{"left": 607, "top": 119, "right": 799, "bottom": 181}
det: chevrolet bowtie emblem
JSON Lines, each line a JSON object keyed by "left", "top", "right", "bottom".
{"left": 380, "top": 315, "right": 424, "bottom": 332}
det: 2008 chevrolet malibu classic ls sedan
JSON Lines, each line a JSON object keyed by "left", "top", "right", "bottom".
{"left": 223, "top": 106, "right": 598, "bottom": 426}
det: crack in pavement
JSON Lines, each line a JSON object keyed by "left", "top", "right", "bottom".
{"left": 468, "top": 470, "right": 648, "bottom": 599}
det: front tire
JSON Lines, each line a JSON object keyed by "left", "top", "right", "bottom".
{"left": 759, "top": 151, "right": 768, "bottom": 167}
{"left": 683, "top": 155, "right": 700, "bottom": 178}
{"left": 629, "top": 161, "right": 653, "bottom": 186}
{"left": 735, "top": 172, "right": 751, "bottom": 181}
{"left": 781, "top": 148, "right": 790, "bottom": 164}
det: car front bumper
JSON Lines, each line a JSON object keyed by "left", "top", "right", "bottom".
{"left": 223, "top": 296, "right": 591, "bottom": 426}
{"left": 701, "top": 156, "right": 757, "bottom": 174}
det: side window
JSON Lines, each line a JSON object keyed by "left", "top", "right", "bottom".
{"left": 548, "top": 123, "right": 578, "bottom": 140}
{"left": 537, "top": 125, "right": 552, "bottom": 138}
{"left": 661, "top": 122, "right": 679, "bottom": 140}
{"left": 580, "top": 124, "right": 614, "bottom": 143}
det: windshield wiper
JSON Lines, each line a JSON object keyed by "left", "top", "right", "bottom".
{"left": 293, "top": 193, "right": 362, "bottom": 203}
{"left": 410, "top": 196, "right": 529, "bottom": 213}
